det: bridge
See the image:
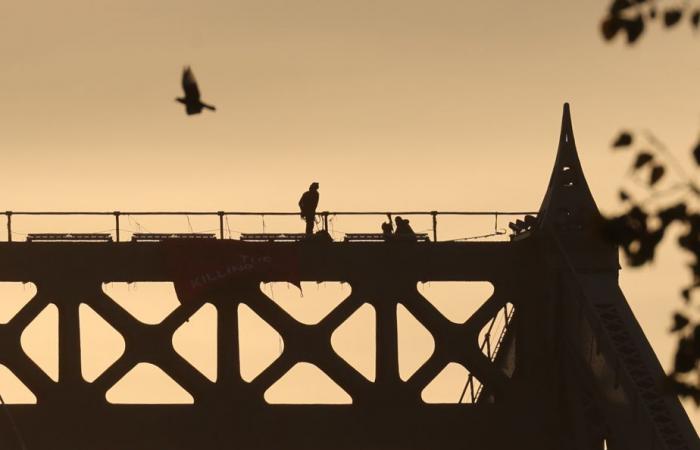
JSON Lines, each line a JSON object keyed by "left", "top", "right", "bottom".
{"left": 0, "top": 104, "right": 697, "bottom": 450}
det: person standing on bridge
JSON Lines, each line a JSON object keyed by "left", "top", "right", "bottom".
{"left": 299, "top": 182, "right": 320, "bottom": 235}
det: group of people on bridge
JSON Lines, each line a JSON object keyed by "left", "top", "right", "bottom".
{"left": 299, "top": 182, "right": 416, "bottom": 240}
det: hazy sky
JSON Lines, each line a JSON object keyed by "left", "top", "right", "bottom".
{"left": 3, "top": 0, "right": 699, "bottom": 211}
{"left": 2, "top": 0, "right": 700, "bottom": 433}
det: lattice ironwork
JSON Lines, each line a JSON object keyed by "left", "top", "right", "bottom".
{"left": 0, "top": 278, "right": 513, "bottom": 407}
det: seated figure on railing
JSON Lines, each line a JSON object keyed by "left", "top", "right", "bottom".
{"left": 394, "top": 216, "right": 417, "bottom": 242}
{"left": 381, "top": 219, "right": 393, "bottom": 239}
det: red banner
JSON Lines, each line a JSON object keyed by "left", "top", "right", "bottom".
{"left": 163, "top": 240, "right": 301, "bottom": 303}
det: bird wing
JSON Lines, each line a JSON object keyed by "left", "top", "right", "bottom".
{"left": 181, "top": 66, "right": 201, "bottom": 100}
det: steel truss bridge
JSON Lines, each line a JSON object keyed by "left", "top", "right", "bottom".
{"left": 0, "top": 105, "right": 697, "bottom": 450}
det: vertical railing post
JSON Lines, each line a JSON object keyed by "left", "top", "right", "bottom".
{"left": 322, "top": 212, "right": 329, "bottom": 231}
{"left": 5, "top": 211, "right": 11, "bottom": 242}
{"left": 459, "top": 373, "right": 473, "bottom": 403}
{"left": 431, "top": 211, "right": 438, "bottom": 242}
{"left": 218, "top": 211, "right": 225, "bottom": 239}
{"left": 114, "top": 211, "right": 120, "bottom": 242}
{"left": 470, "top": 375, "right": 476, "bottom": 403}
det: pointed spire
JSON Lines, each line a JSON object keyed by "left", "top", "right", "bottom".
{"left": 559, "top": 103, "right": 576, "bottom": 149}
{"left": 536, "top": 104, "right": 618, "bottom": 270}
{"left": 537, "top": 103, "right": 598, "bottom": 229}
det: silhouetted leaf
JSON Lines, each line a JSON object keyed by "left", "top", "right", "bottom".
{"left": 650, "top": 165, "right": 665, "bottom": 186}
{"left": 610, "top": 0, "right": 634, "bottom": 15}
{"left": 692, "top": 10, "right": 700, "bottom": 28}
{"left": 674, "top": 337, "right": 696, "bottom": 373}
{"left": 664, "top": 9, "right": 683, "bottom": 27}
{"left": 682, "top": 287, "right": 691, "bottom": 302}
{"left": 687, "top": 213, "right": 700, "bottom": 229}
{"left": 613, "top": 131, "right": 633, "bottom": 147}
{"left": 619, "top": 190, "right": 630, "bottom": 201}
{"left": 633, "top": 151, "right": 654, "bottom": 169}
{"left": 691, "top": 263, "right": 700, "bottom": 278}
{"left": 602, "top": 15, "right": 624, "bottom": 40}
{"left": 658, "top": 203, "right": 687, "bottom": 226}
{"left": 672, "top": 312, "right": 690, "bottom": 332}
{"left": 666, "top": 376, "right": 700, "bottom": 403}
{"left": 630, "top": 227, "right": 664, "bottom": 265}
{"left": 678, "top": 224, "right": 700, "bottom": 253}
{"left": 693, "top": 142, "right": 700, "bottom": 165}
{"left": 623, "top": 15, "right": 645, "bottom": 43}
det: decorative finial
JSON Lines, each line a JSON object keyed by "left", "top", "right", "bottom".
{"left": 535, "top": 104, "right": 618, "bottom": 270}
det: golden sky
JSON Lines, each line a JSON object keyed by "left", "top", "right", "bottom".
{"left": 2, "top": 0, "right": 700, "bottom": 434}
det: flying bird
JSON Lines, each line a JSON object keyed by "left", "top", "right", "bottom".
{"left": 176, "top": 66, "right": 216, "bottom": 115}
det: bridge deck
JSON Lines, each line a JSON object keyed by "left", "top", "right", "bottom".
{"left": 0, "top": 240, "right": 529, "bottom": 282}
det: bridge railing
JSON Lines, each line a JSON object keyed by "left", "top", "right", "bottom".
{"left": 1, "top": 210, "right": 537, "bottom": 243}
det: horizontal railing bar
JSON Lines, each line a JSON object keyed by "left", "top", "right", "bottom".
{"left": 3, "top": 210, "right": 538, "bottom": 216}
{"left": 6, "top": 211, "right": 117, "bottom": 216}
{"left": 322, "top": 211, "right": 537, "bottom": 216}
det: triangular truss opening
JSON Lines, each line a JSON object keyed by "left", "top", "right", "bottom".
{"left": 80, "top": 304, "right": 126, "bottom": 382}
{"left": 105, "top": 363, "right": 193, "bottom": 404}
{"left": 259, "top": 282, "right": 350, "bottom": 324}
{"left": 238, "top": 303, "right": 284, "bottom": 382}
{"left": 421, "top": 362, "right": 480, "bottom": 404}
{"left": 263, "top": 363, "right": 352, "bottom": 404}
{"left": 331, "top": 303, "right": 376, "bottom": 381}
{"left": 417, "top": 281, "right": 494, "bottom": 324}
{"left": 173, "top": 303, "right": 217, "bottom": 382}
{"left": 397, "top": 303, "right": 435, "bottom": 381}
{"left": 20, "top": 303, "right": 58, "bottom": 381}
{"left": 102, "top": 282, "right": 179, "bottom": 324}
{"left": 0, "top": 282, "right": 37, "bottom": 324}
{"left": 0, "top": 364, "right": 36, "bottom": 404}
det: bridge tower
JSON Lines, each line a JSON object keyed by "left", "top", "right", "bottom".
{"left": 0, "top": 104, "right": 696, "bottom": 450}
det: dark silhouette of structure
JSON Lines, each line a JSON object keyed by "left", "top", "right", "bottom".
{"left": 298, "top": 182, "right": 319, "bottom": 235}
{"left": 0, "top": 105, "right": 697, "bottom": 450}
{"left": 175, "top": 66, "right": 216, "bottom": 115}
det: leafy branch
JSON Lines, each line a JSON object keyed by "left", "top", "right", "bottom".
{"left": 605, "top": 130, "right": 700, "bottom": 401}
{"left": 601, "top": 0, "right": 700, "bottom": 44}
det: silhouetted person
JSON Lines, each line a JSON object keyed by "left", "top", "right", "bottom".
{"left": 381, "top": 221, "right": 393, "bottom": 238}
{"left": 394, "top": 216, "right": 416, "bottom": 241}
{"left": 299, "top": 182, "right": 320, "bottom": 235}
{"left": 176, "top": 66, "right": 216, "bottom": 115}
{"left": 381, "top": 215, "right": 394, "bottom": 239}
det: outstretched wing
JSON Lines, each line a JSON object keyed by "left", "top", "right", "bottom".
{"left": 181, "top": 66, "right": 200, "bottom": 100}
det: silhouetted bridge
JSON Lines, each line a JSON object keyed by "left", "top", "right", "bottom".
{"left": 0, "top": 105, "right": 696, "bottom": 450}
